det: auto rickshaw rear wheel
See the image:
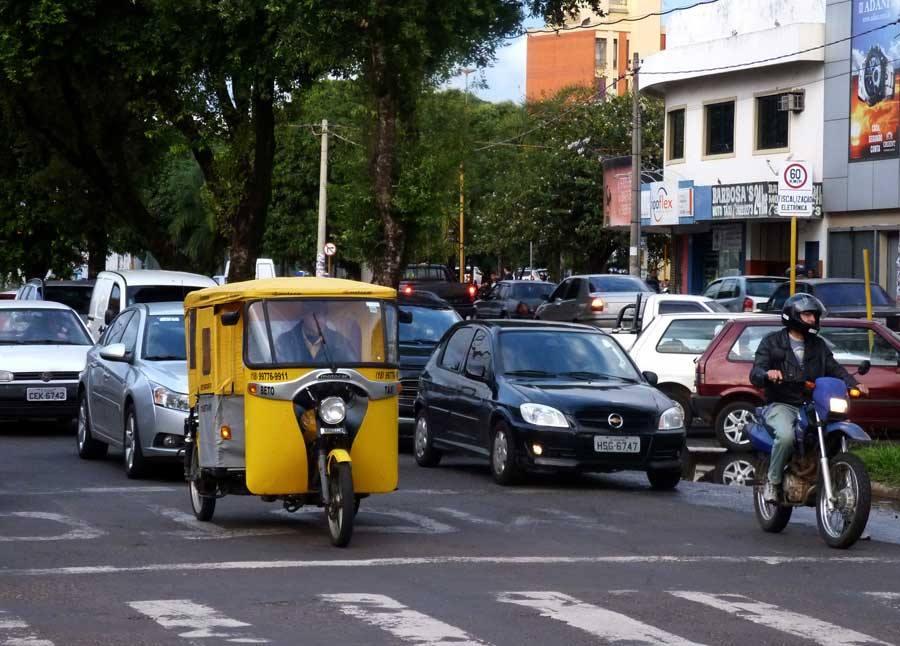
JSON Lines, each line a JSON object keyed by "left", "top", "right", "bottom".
{"left": 326, "top": 462, "right": 354, "bottom": 547}
{"left": 188, "top": 444, "right": 216, "bottom": 522}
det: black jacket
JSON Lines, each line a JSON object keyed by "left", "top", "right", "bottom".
{"left": 750, "top": 329, "right": 858, "bottom": 407}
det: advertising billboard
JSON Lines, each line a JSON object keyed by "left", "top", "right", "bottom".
{"left": 602, "top": 156, "right": 633, "bottom": 227}
{"left": 850, "top": 0, "right": 900, "bottom": 161}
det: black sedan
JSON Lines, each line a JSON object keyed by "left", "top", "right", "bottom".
{"left": 398, "top": 291, "right": 462, "bottom": 438}
{"left": 413, "top": 320, "right": 686, "bottom": 488}
{"left": 474, "top": 280, "right": 555, "bottom": 319}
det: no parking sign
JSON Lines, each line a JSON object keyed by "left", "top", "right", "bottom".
{"left": 778, "top": 162, "right": 813, "bottom": 217}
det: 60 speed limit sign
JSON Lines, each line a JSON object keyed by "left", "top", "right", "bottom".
{"left": 778, "top": 161, "right": 813, "bottom": 217}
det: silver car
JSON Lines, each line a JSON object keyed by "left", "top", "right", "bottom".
{"left": 535, "top": 274, "right": 654, "bottom": 328}
{"left": 77, "top": 302, "right": 188, "bottom": 478}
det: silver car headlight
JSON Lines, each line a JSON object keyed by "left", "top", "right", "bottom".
{"left": 0, "top": 370, "right": 12, "bottom": 382}
{"left": 520, "top": 403, "right": 568, "bottom": 428}
{"left": 658, "top": 406, "right": 685, "bottom": 430}
{"left": 829, "top": 397, "right": 849, "bottom": 414}
{"left": 152, "top": 384, "right": 190, "bottom": 412}
{"left": 320, "top": 397, "right": 346, "bottom": 425}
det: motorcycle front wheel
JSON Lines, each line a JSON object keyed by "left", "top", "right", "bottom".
{"left": 753, "top": 457, "right": 792, "bottom": 533}
{"left": 816, "top": 452, "right": 871, "bottom": 549}
{"left": 326, "top": 461, "right": 355, "bottom": 547}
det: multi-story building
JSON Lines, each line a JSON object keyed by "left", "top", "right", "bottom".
{"left": 526, "top": 0, "right": 665, "bottom": 102}
{"left": 639, "top": 0, "right": 826, "bottom": 293}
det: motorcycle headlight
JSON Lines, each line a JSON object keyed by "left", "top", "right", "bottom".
{"left": 520, "top": 403, "right": 568, "bottom": 428}
{"left": 829, "top": 397, "right": 849, "bottom": 414}
{"left": 320, "top": 397, "right": 346, "bottom": 425}
{"left": 0, "top": 370, "right": 12, "bottom": 382}
{"left": 152, "top": 384, "right": 190, "bottom": 412}
{"left": 658, "top": 406, "right": 685, "bottom": 430}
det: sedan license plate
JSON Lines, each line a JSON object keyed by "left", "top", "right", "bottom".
{"left": 594, "top": 435, "right": 640, "bottom": 453}
{"left": 26, "top": 388, "right": 67, "bottom": 402}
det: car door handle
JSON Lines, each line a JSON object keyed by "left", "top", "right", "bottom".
{"left": 461, "top": 386, "right": 476, "bottom": 396}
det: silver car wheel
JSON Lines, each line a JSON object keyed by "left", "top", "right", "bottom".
{"left": 414, "top": 416, "right": 428, "bottom": 460}
{"left": 723, "top": 409, "right": 753, "bottom": 445}
{"left": 492, "top": 429, "right": 509, "bottom": 475}
{"left": 124, "top": 415, "right": 135, "bottom": 471}
{"left": 77, "top": 399, "right": 88, "bottom": 449}
{"left": 722, "top": 459, "right": 755, "bottom": 486}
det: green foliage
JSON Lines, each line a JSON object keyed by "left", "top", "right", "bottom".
{"left": 855, "top": 443, "right": 900, "bottom": 488}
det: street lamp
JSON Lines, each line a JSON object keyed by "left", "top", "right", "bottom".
{"left": 459, "top": 68, "right": 476, "bottom": 283}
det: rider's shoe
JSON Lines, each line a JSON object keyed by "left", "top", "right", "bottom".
{"left": 763, "top": 481, "right": 781, "bottom": 504}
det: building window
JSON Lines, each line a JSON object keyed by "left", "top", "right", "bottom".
{"left": 613, "top": 38, "right": 618, "bottom": 69}
{"left": 705, "top": 100, "right": 735, "bottom": 156}
{"left": 610, "top": 0, "right": 628, "bottom": 12}
{"left": 667, "top": 108, "right": 685, "bottom": 161}
{"left": 595, "top": 38, "right": 607, "bottom": 68}
{"left": 756, "top": 93, "right": 789, "bottom": 150}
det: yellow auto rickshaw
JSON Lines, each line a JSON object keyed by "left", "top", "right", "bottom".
{"left": 182, "top": 278, "right": 399, "bottom": 547}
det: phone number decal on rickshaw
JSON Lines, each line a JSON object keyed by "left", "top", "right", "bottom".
{"left": 250, "top": 370, "right": 290, "bottom": 381}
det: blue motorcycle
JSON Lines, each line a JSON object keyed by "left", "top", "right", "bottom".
{"left": 749, "top": 362, "right": 872, "bottom": 549}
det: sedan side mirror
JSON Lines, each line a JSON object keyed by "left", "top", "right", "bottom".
{"left": 99, "top": 342, "right": 130, "bottom": 363}
{"left": 857, "top": 360, "right": 871, "bottom": 376}
{"left": 642, "top": 370, "right": 658, "bottom": 386}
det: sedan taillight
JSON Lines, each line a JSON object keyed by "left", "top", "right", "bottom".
{"left": 742, "top": 297, "right": 754, "bottom": 312}
{"left": 590, "top": 297, "right": 605, "bottom": 312}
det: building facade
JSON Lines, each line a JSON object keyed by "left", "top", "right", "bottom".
{"left": 639, "top": 0, "right": 826, "bottom": 293}
{"left": 526, "top": 0, "right": 665, "bottom": 102}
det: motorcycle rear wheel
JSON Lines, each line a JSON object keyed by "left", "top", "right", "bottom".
{"left": 326, "top": 462, "right": 355, "bottom": 548}
{"left": 753, "top": 457, "right": 792, "bottom": 533}
{"left": 816, "top": 452, "right": 871, "bottom": 549}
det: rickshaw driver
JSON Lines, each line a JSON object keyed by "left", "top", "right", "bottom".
{"left": 274, "top": 300, "right": 356, "bottom": 364}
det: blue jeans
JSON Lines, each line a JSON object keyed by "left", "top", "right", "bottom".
{"left": 764, "top": 403, "right": 799, "bottom": 485}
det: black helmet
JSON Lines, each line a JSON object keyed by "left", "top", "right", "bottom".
{"left": 781, "top": 293, "right": 826, "bottom": 337}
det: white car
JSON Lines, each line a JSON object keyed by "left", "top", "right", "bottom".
{"left": 0, "top": 301, "right": 94, "bottom": 424}
{"left": 627, "top": 312, "right": 739, "bottom": 428}
{"left": 609, "top": 294, "right": 727, "bottom": 351}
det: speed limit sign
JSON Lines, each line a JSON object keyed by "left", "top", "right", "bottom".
{"left": 778, "top": 161, "right": 813, "bottom": 217}
{"left": 324, "top": 242, "right": 337, "bottom": 256}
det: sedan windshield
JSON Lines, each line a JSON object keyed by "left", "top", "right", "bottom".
{"left": 510, "top": 283, "right": 555, "bottom": 300}
{"left": 143, "top": 315, "right": 186, "bottom": 360}
{"left": 498, "top": 330, "right": 640, "bottom": 381}
{"left": 400, "top": 306, "right": 460, "bottom": 343}
{"left": 745, "top": 279, "right": 785, "bottom": 298}
{"left": 815, "top": 283, "right": 892, "bottom": 307}
{"left": 0, "top": 309, "right": 92, "bottom": 345}
{"left": 588, "top": 276, "right": 652, "bottom": 293}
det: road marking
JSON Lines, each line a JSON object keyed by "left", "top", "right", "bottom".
{"left": 4, "top": 554, "right": 900, "bottom": 578}
{"left": 0, "top": 512, "right": 104, "bottom": 542}
{"left": 670, "top": 591, "right": 891, "bottom": 646}
{"left": 128, "top": 599, "right": 268, "bottom": 643}
{"left": 0, "top": 486, "right": 176, "bottom": 497}
{"left": 150, "top": 506, "right": 294, "bottom": 540}
{"left": 434, "top": 507, "right": 504, "bottom": 527}
{"left": 497, "top": 591, "right": 707, "bottom": 645}
{"left": 273, "top": 507, "right": 456, "bottom": 535}
{"left": 0, "top": 610, "right": 54, "bottom": 645}
{"left": 537, "top": 508, "right": 627, "bottom": 534}
{"left": 864, "top": 592, "right": 900, "bottom": 609}
{"left": 321, "top": 594, "right": 491, "bottom": 645}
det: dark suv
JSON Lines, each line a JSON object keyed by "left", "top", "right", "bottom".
{"left": 761, "top": 279, "right": 900, "bottom": 330}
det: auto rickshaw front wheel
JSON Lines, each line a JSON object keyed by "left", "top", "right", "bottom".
{"left": 326, "top": 462, "right": 354, "bottom": 547}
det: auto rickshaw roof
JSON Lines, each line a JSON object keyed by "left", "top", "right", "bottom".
{"left": 183, "top": 277, "right": 396, "bottom": 309}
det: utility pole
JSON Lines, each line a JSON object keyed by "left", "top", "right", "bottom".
{"left": 316, "top": 119, "right": 329, "bottom": 277}
{"left": 629, "top": 53, "right": 642, "bottom": 278}
{"left": 459, "top": 68, "right": 475, "bottom": 284}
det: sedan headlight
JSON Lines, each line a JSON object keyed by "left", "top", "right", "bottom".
{"left": 658, "top": 406, "right": 685, "bottom": 430}
{"left": 320, "top": 396, "right": 346, "bottom": 425}
{"left": 829, "top": 397, "right": 849, "bottom": 414}
{"left": 520, "top": 403, "right": 568, "bottom": 428}
{"left": 152, "top": 384, "right": 190, "bottom": 412}
{"left": 0, "top": 370, "right": 12, "bottom": 382}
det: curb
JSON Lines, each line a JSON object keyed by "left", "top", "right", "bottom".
{"left": 872, "top": 481, "right": 900, "bottom": 501}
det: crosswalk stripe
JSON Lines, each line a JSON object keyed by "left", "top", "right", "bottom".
{"left": 0, "top": 610, "right": 54, "bottom": 645}
{"left": 496, "top": 591, "right": 708, "bottom": 646}
{"left": 670, "top": 591, "right": 891, "bottom": 646}
{"left": 864, "top": 592, "right": 900, "bottom": 610}
{"left": 128, "top": 599, "right": 268, "bottom": 643}
{"left": 321, "top": 593, "right": 492, "bottom": 645}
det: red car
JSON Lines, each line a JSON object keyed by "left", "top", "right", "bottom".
{"left": 693, "top": 317, "right": 900, "bottom": 450}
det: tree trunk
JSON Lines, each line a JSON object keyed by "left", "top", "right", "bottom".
{"left": 86, "top": 228, "right": 108, "bottom": 278}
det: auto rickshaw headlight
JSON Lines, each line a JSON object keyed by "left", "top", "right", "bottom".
{"left": 320, "top": 396, "right": 347, "bottom": 425}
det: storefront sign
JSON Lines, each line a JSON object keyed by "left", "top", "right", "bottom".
{"left": 850, "top": 1, "right": 900, "bottom": 161}
{"left": 711, "top": 181, "right": 822, "bottom": 219}
{"left": 778, "top": 161, "right": 814, "bottom": 217}
{"left": 647, "top": 181, "right": 679, "bottom": 225}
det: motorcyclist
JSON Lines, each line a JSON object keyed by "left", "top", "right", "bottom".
{"left": 749, "top": 293, "right": 868, "bottom": 503}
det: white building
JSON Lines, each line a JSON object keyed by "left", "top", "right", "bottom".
{"left": 639, "top": 0, "right": 825, "bottom": 292}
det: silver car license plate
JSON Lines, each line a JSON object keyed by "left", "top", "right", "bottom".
{"left": 26, "top": 388, "right": 67, "bottom": 402}
{"left": 594, "top": 435, "right": 640, "bottom": 453}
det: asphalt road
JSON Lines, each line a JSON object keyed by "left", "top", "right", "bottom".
{"left": 2, "top": 423, "right": 900, "bottom": 646}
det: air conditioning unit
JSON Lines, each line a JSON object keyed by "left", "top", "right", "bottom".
{"left": 778, "top": 91, "right": 805, "bottom": 112}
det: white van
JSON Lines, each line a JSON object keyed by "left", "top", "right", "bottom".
{"left": 86, "top": 270, "right": 216, "bottom": 340}
{"left": 213, "top": 258, "right": 277, "bottom": 285}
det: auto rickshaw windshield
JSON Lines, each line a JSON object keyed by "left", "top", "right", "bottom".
{"left": 245, "top": 298, "right": 398, "bottom": 367}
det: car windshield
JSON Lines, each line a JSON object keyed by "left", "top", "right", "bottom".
{"left": 127, "top": 285, "right": 206, "bottom": 306}
{"left": 510, "top": 283, "right": 555, "bottom": 300}
{"left": 0, "top": 308, "right": 92, "bottom": 345}
{"left": 746, "top": 279, "right": 785, "bottom": 297}
{"left": 43, "top": 285, "right": 93, "bottom": 315}
{"left": 814, "top": 283, "right": 892, "bottom": 307}
{"left": 402, "top": 266, "right": 447, "bottom": 281}
{"left": 588, "top": 276, "right": 652, "bottom": 293}
{"left": 498, "top": 330, "right": 640, "bottom": 381}
{"left": 143, "top": 314, "right": 186, "bottom": 360}
{"left": 400, "top": 306, "right": 460, "bottom": 343}
{"left": 246, "top": 299, "right": 398, "bottom": 366}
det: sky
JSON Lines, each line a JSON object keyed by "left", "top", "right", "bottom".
{"left": 443, "top": 0, "right": 701, "bottom": 104}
